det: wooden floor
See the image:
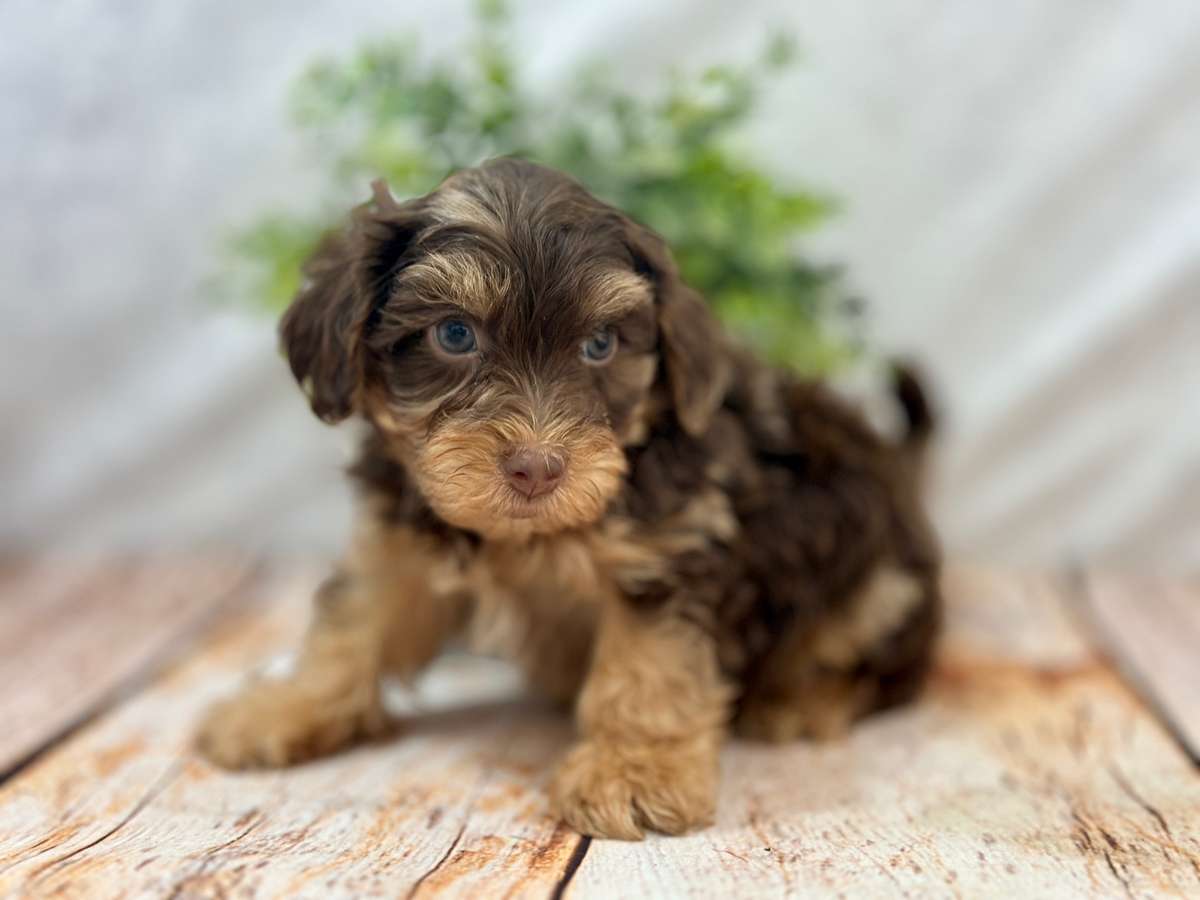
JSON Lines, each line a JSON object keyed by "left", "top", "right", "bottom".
{"left": 0, "top": 560, "right": 1198, "bottom": 899}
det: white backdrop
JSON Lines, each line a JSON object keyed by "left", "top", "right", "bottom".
{"left": 2, "top": 0, "right": 1198, "bottom": 570}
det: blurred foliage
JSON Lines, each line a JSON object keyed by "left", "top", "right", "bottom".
{"left": 229, "top": 0, "right": 858, "bottom": 370}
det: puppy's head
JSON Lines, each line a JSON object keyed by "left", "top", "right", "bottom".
{"left": 281, "top": 158, "right": 730, "bottom": 540}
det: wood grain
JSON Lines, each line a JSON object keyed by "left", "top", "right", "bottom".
{"left": 570, "top": 568, "right": 1200, "bottom": 898}
{"left": 1076, "top": 571, "right": 1200, "bottom": 763}
{"left": 0, "top": 556, "right": 256, "bottom": 778}
{"left": 0, "top": 570, "right": 584, "bottom": 899}
{"left": 0, "top": 565, "right": 1197, "bottom": 899}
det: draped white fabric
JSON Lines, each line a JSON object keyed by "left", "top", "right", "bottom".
{"left": 3, "top": 0, "right": 1197, "bottom": 569}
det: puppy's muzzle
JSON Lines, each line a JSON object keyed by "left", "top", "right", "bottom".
{"left": 502, "top": 445, "right": 566, "bottom": 499}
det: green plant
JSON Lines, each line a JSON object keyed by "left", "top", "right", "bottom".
{"left": 229, "top": 0, "right": 857, "bottom": 371}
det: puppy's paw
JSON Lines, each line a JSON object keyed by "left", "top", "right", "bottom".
{"left": 195, "top": 679, "right": 388, "bottom": 770}
{"left": 550, "top": 738, "right": 718, "bottom": 840}
{"left": 735, "top": 679, "right": 868, "bottom": 743}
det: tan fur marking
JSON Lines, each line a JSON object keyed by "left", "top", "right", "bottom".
{"left": 551, "top": 599, "right": 731, "bottom": 839}
{"left": 466, "top": 537, "right": 602, "bottom": 705}
{"left": 585, "top": 270, "right": 653, "bottom": 323}
{"left": 400, "top": 250, "right": 510, "bottom": 320}
{"left": 738, "top": 672, "right": 872, "bottom": 742}
{"left": 196, "top": 523, "right": 470, "bottom": 768}
{"left": 415, "top": 415, "right": 626, "bottom": 541}
{"left": 735, "top": 566, "right": 926, "bottom": 744}
{"left": 812, "top": 566, "right": 925, "bottom": 668}
{"left": 612, "top": 354, "right": 659, "bottom": 445}
{"left": 427, "top": 184, "right": 506, "bottom": 231}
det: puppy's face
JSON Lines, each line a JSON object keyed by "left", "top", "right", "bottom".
{"left": 364, "top": 203, "right": 657, "bottom": 540}
{"left": 280, "top": 159, "right": 729, "bottom": 540}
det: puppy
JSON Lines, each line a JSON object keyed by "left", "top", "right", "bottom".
{"left": 197, "top": 158, "right": 941, "bottom": 840}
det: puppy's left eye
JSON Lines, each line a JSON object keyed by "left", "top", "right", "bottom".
{"left": 581, "top": 327, "right": 618, "bottom": 365}
{"left": 431, "top": 318, "right": 478, "bottom": 356}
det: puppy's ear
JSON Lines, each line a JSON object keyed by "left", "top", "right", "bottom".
{"left": 623, "top": 219, "right": 731, "bottom": 436}
{"left": 279, "top": 181, "right": 425, "bottom": 423}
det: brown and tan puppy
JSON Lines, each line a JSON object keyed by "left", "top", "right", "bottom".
{"left": 197, "top": 158, "right": 941, "bottom": 840}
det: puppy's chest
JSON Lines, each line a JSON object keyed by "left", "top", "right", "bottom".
{"left": 459, "top": 499, "right": 736, "bottom": 659}
{"left": 461, "top": 532, "right": 611, "bottom": 658}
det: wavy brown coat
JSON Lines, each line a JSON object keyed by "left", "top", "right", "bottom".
{"left": 196, "top": 158, "right": 942, "bottom": 841}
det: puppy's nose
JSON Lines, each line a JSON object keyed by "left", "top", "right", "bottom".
{"left": 502, "top": 446, "right": 565, "bottom": 499}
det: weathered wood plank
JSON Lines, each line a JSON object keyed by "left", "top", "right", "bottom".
{"left": 568, "top": 567, "right": 1200, "bottom": 898}
{"left": 0, "top": 556, "right": 255, "bottom": 778}
{"left": 0, "top": 566, "right": 1198, "bottom": 899}
{"left": 1077, "top": 571, "right": 1200, "bottom": 762}
{"left": 0, "top": 570, "right": 582, "bottom": 899}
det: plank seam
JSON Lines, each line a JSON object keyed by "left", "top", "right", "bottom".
{"left": 548, "top": 835, "right": 591, "bottom": 900}
{"left": 163, "top": 812, "right": 265, "bottom": 900}
{"left": 1063, "top": 565, "right": 1200, "bottom": 769}
{"left": 1107, "top": 764, "right": 1172, "bottom": 837}
{"left": 23, "top": 759, "right": 183, "bottom": 883}
{"left": 403, "top": 736, "right": 512, "bottom": 900}
{"left": 404, "top": 818, "right": 469, "bottom": 900}
{"left": 0, "top": 562, "right": 268, "bottom": 786}
{"left": 1100, "top": 847, "right": 1134, "bottom": 900}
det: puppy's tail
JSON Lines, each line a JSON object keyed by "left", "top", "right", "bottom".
{"left": 890, "top": 360, "right": 937, "bottom": 486}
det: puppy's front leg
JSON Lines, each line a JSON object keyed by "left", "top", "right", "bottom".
{"left": 551, "top": 599, "right": 731, "bottom": 839}
{"left": 197, "top": 527, "right": 466, "bottom": 769}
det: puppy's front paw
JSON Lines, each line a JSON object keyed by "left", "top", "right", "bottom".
{"left": 195, "top": 679, "right": 387, "bottom": 770}
{"left": 550, "top": 738, "right": 718, "bottom": 840}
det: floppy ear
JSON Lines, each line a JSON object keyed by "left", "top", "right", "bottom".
{"left": 623, "top": 219, "right": 731, "bottom": 436}
{"left": 279, "top": 181, "right": 425, "bottom": 423}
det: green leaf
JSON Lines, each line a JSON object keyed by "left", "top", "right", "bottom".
{"left": 220, "top": 8, "right": 859, "bottom": 373}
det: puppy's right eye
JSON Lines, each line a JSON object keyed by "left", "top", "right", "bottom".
{"left": 430, "top": 318, "right": 478, "bottom": 356}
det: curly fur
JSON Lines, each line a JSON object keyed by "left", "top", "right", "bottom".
{"left": 196, "top": 158, "right": 942, "bottom": 840}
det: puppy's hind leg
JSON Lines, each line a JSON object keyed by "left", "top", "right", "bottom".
{"left": 197, "top": 526, "right": 469, "bottom": 769}
{"left": 736, "top": 566, "right": 938, "bottom": 742}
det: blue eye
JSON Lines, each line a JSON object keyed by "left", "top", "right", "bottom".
{"left": 581, "top": 327, "right": 617, "bottom": 364}
{"left": 433, "top": 318, "right": 478, "bottom": 355}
